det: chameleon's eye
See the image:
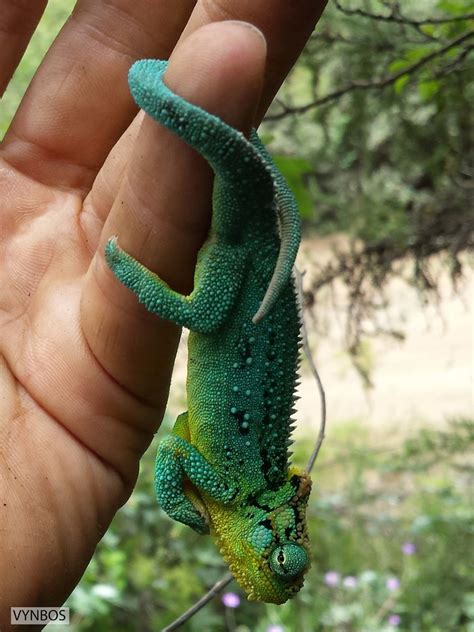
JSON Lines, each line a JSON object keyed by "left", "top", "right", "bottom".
{"left": 269, "top": 543, "right": 309, "bottom": 578}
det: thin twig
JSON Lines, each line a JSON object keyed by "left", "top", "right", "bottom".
{"left": 160, "top": 573, "right": 233, "bottom": 632}
{"left": 295, "top": 268, "right": 327, "bottom": 472}
{"left": 267, "top": 31, "right": 474, "bottom": 120}
{"left": 433, "top": 43, "right": 474, "bottom": 77}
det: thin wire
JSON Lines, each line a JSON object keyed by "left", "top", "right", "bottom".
{"left": 160, "top": 267, "right": 327, "bottom": 630}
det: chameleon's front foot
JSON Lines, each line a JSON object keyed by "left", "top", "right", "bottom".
{"left": 105, "top": 236, "right": 176, "bottom": 318}
{"left": 105, "top": 236, "right": 245, "bottom": 333}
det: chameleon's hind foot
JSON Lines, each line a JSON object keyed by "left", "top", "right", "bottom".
{"left": 155, "top": 431, "right": 237, "bottom": 534}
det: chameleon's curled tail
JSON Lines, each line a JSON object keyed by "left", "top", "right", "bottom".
{"left": 249, "top": 131, "right": 301, "bottom": 323}
{"left": 128, "top": 59, "right": 301, "bottom": 323}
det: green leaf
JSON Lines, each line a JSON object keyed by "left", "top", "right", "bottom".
{"left": 394, "top": 75, "right": 410, "bottom": 94}
{"left": 437, "top": 0, "right": 474, "bottom": 14}
{"left": 273, "top": 155, "right": 314, "bottom": 219}
{"left": 389, "top": 45, "right": 437, "bottom": 78}
{"left": 418, "top": 80, "right": 441, "bottom": 100}
{"left": 389, "top": 59, "right": 410, "bottom": 73}
{"left": 404, "top": 45, "right": 437, "bottom": 62}
{"left": 420, "top": 24, "right": 437, "bottom": 37}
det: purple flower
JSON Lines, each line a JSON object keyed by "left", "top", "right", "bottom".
{"left": 222, "top": 592, "right": 240, "bottom": 608}
{"left": 386, "top": 577, "right": 400, "bottom": 591}
{"left": 388, "top": 614, "right": 401, "bottom": 626}
{"left": 402, "top": 542, "right": 416, "bottom": 556}
{"left": 343, "top": 576, "right": 357, "bottom": 588}
{"left": 267, "top": 626, "right": 284, "bottom": 632}
{"left": 324, "top": 571, "right": 340, "bottom": 587}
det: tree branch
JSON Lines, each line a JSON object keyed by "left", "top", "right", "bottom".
{"left": 267, "top": 30, "right": 474, "bottom": 120}
{"left": 334, "top": 1, "right": 474, "bottom": 27}
{"left": 434, "top": 43, "right": 474, "bottom": 77}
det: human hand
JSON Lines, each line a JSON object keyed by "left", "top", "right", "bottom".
{"left": 0, "top": 0, "right": 326, "bottom": 622}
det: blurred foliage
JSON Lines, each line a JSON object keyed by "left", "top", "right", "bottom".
{"left": 269, "top": 0, "right": 473, "bottom": 254}
{"left": 66, "top": 416, "right": 474, "bottom": 631}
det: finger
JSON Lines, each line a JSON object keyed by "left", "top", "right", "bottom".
{"left": 1, "top": 0, "right": 196, "bottom": 190}
{"left": 181, "top": 0, "right": 328, "bottom": 120}
{"left": 0, "top": 0, "right": 47, "bottom": 97}
{"left": 80, "top": 21, "right": 267, "bottom": 404}
{"left": 84, "top": 0, "right": 327, "bottom": 236}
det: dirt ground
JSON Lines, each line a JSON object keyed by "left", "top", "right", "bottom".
{"left": 167, "top": 236, "right": 473, "bottom": 440}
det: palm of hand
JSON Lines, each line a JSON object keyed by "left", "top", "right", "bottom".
{"left": 0, "top": 150, "right": 146, "bottom": 606}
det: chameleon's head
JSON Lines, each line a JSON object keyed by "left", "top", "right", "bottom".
{"left": 210, "top": 469, "right": 312, "bottom": 604}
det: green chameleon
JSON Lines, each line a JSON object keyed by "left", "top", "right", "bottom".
{"left": 105, "top": 59, "right": 312, "bottom": 604}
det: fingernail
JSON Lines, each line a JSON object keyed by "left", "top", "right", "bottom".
{"left": 224, "top": 20, "right": 266, "bottom": 43}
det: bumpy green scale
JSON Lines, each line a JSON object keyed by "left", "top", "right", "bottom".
{"left": 105, "top": 59, "right": 312, "bottom": 604}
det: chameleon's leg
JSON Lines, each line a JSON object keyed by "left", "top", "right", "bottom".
{"left": 105, "top": 237, "right": 246, "bottom": 333}
{"left": 155, "top": 412, "right": 237, "bottom": 534}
